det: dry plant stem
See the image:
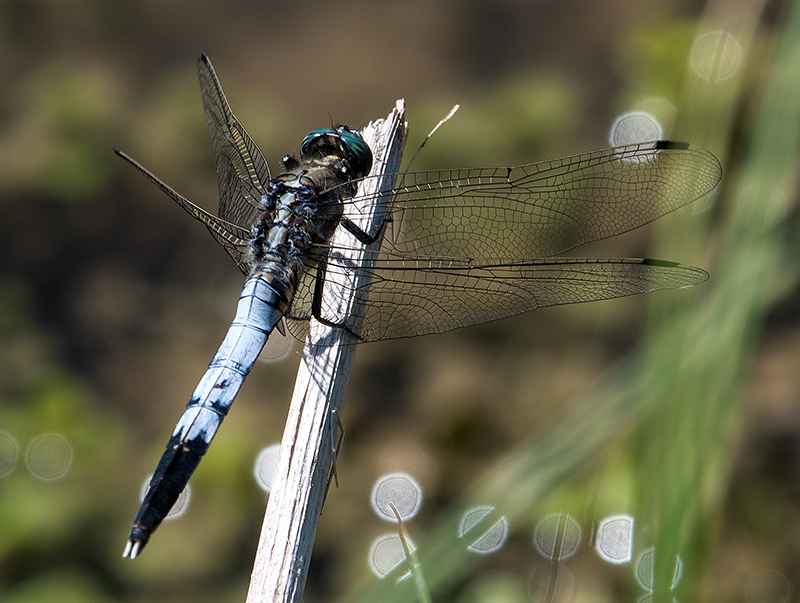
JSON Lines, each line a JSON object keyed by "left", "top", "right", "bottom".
{"left": 246, "top": 101, "right": 408, "bottom": 603}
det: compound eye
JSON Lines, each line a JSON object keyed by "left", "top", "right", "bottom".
{"left": 333, "top": 127, "right": 373, "bottom": 178}
{"left": 300, "top": 127, "right": 373, "bottom": 179}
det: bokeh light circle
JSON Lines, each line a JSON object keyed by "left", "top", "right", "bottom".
{"left": 458, "top": 506, "right": 508, "bottom": 554}
{"left": 0, "top": 431, "right": 20, "bottom": 477}
{"left": 690, "top": 30, "right": 742, "bottom": 82}
{"left": 533, "top": 512, "right": 581, "bottom": 560}
{"left": 25, "top": 433, "right": 73, "bottom": 481}
{"left": 370, "top": 472, "right": 422, "bottom": 521}
{"left": 258, "top": 331, "right": 294, "bottom": 363}
{"left": 610, "top": 111, "right": 663, "bottom": 147}
{"left": 595, "top": 514, "right": 634, "bottom": 564}
{"left": 368, "top": 533, "right": 412, "bottom": 578}
{"left": 530, "top": 564, "right": 575, "bottom": 602}
{"left": 253, "top": 443, "right": 281, "bottom": 492}
{"left": 139, "top": 476, "right": 191, "bottom": 520}
{"left": 635, "top": 546, "right": 682, "bottom": 591}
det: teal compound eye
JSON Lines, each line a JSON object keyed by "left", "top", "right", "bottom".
{"left": 301, "top": 126, "right": 373, "bottom": 179}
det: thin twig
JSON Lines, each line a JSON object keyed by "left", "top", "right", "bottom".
{"left": 404, "top": 104, "right": 459, "bottom": 171}
{"left": 245, "top": 101, "right": 408, "bottom": 603}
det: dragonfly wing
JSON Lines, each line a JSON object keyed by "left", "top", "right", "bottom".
{"left": 113, "top": 148, "right": 252, "bottom": 273}
{"left": 344, "top": 141, "right": 721, "bottom": 260}
{"left": 283, "top": 265, "right": 316, "bottom": 341}
{"left": 285, "top": 141, "right": 718, "bottom": 342}
{"left": 198, "top": 53, "right": 271, "bottom": 228}
{"left": 312, "top": 255, "right": 707, "bottom": 342}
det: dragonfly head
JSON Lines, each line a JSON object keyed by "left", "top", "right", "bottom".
{"left": 301, "top": 126, "right": 373, "bottom": 179}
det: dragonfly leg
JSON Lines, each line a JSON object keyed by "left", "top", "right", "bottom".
{"left": 340, "top": 215, "right": 389, "bottom": 245}
{"left": 304, "top": 216, "right": 389, "bottom": 337}
{"left": 323, "top": 409, "right": 345, "bottom": 501}
{"left": 308, "top": 257, "right": 365, "bottom": 339}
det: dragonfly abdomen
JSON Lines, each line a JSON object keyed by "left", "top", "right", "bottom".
{"left": 176, "top": 263, "right": 294, "bottom": 442}
{"left": 124, "top": 262, "right": 295, "bottom": 559}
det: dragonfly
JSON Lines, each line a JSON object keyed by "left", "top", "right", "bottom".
{"left": 114, "top": 53, "right": 721, "bottom": 559}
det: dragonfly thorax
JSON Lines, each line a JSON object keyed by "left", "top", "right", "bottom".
{"left": 242, "top": 157, "right": 358, "bottom": 274}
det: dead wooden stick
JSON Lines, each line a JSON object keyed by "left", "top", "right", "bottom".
{"left": 245, "top": 101, "right": 408, "bottom": 603}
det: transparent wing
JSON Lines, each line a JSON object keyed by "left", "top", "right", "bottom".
{"left": 198, "top": 53, "right": 271, "bottom": 228}
{"left": 285, "top": 256, "right": 708, "bottom": 342}
{"left": 112, "top": 148, "right": 253, "bottom": 274}
{"left": 337, "top": 140, "right": 721, "bottom": 259}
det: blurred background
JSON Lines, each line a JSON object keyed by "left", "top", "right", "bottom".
{"left": 1, "top": 0, "right": 799, "bottom": 601}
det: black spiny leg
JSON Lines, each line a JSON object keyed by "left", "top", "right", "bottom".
{"left": 307, "top": 215, "right": 390, "bottom": 336}
{"left": 340, "top": 215, "right": 389, "bottom": 245}
{"left": 323, "top": 409, "right": 345, "bottom": 501}
{"left": 309, "top": 256, "right": 363, "bottom": 338}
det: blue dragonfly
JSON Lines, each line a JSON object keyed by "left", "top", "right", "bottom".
{"left": 114, "top": 53, "right": 721, "bottom": 559}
